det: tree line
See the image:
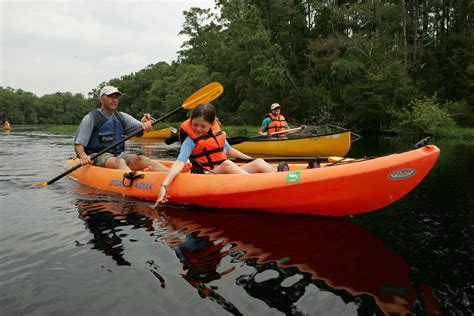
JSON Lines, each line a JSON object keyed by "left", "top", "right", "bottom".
{"left": 1, "top": 0, "right": 473, "bottom": 133}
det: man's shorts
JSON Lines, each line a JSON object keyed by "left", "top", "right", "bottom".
{"left": 93, "top": 151, "right": 138, "bottom": 167}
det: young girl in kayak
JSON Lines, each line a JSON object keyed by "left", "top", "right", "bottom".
{"left": 155, "top": 103, "right": 277, "bottom": 206}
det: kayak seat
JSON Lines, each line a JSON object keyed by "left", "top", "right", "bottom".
{"left": 189, "top": 159, "right": 215, "bottom": 174}
{"left": 277, "top": 161, "right": 289, "bottom": 172}
{"left": 307, "top": 157, "right": 321, "bottom": 169}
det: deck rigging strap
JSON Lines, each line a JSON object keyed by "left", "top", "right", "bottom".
{"left": 122, "top": 171, "right": 145, "bottom": 187}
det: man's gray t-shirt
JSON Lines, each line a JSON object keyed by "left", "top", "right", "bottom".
{"left": 73, "top": 110, "right": 142, "bottom": 147}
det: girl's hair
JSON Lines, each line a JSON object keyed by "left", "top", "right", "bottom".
{"left": 190, "top": 103, "right": 216, "bottom": 123}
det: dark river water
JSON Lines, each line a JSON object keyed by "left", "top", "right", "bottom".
{"left": 1, "top": 127, "right": 473, "bottom": 315}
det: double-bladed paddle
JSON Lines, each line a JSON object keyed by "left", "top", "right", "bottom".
{"left": 35, "top": 82, "right": 224, "bottom": 187}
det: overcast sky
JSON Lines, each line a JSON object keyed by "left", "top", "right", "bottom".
{"left": 1, "top": 0, "right": 215, "bottom": 97}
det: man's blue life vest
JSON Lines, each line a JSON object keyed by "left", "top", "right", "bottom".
{"left": 85, "top": 110, "right": 126, "bottom": 155}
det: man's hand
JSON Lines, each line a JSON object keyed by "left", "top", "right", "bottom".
{"left": 78, "top": 152, "right": 92, "bottom": 166}
{"left": 141, "top": 120, "right": 153, "bottom": 132}
{"left": 141, "top": 113, "right": 152, "bottom": 123}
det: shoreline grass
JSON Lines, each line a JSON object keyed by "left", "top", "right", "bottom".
{"left": 433, "top": 127, "right": 474, "bottom": 140}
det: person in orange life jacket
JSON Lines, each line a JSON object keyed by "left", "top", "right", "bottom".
{"left": 155, "top": 103, "right": 277, "bottom": 206}
{"left": 73, "top": 86, "right": 168, "bottom": 172}
{"left": 258, "top": 103, "right": 306, "bottom": 136}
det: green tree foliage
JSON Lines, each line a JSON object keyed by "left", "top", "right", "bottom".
{"left": 0, "top": 88, "right": 36, "bottom": 124}
{"left": 0, "top": 87, "right": 91, "bottom": 124}
{"left": 1, "top": 0, "right": 472, "bottom": 134}
{"left": 104, "top": 62, "right": 213, "bottom": 122}
{"left": 177, "top": 0, "right": 473, "bottom": 131}
{"left": 393, "top": 96, "right": 456, "bottom": 134}
{"left": 38, "top": 93, "right": 92, "bottom": 124}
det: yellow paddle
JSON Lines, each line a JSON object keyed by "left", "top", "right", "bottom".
{"left": 35, "top": 82, "right": 224, "bottom": 187}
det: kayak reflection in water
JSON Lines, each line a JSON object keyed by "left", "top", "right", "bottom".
{"left": 161, "top": 208, "right": 443, "bottom": 315}
{"left": 172, "top": 232, "right": 235, "bottom": 297}
{"left": 76, "top": 200, "right": 154, "bottom": 266}
{"left": 159, "top": 215, "right": 241, "bottom": 314}
{"left": 72, "top": 197, "right": 442, "bottom": 315}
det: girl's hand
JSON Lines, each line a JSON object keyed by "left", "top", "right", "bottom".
{"left": 154, "top": 185, "right": 169, "bottom": 207}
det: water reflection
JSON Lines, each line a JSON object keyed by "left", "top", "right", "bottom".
{"left": 161, "top": 207, "right": 441, "bottom": 315}
{"left": 76, "top": 200, "right": 154, "bottom": 266}
{"left": 72, "top": 194, "right": 441, "bottom": 315}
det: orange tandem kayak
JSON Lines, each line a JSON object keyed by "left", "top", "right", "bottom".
{"left": 65, "top": 145, "right": 440, "bottom": 216}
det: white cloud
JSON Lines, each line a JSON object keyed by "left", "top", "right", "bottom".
{"left": 0, "top": 0, "right": 215, "bottom": 96}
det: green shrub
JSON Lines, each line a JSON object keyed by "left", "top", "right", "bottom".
{"left": 442, "top": 100, "right": 474, "bottom": 127}
{"left": 393, "top": 96, "right": 456, "bottom": 134}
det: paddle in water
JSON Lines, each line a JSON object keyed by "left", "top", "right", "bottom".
{"left": 35, "top": 82, "right": 224, "bottom": 187}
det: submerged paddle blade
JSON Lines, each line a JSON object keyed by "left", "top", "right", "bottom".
{"left": 182, "top": 82, "right": 224, "bottom": 109}
{"left": 34, "top": 182, "right": 48, "bottom": 187}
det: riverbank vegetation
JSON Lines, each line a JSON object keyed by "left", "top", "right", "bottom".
{"left": 1, "top": 1, "right": 473, "bottom": 137}
{"left": 39, "top": 123, "right": 261, "bottom": 138}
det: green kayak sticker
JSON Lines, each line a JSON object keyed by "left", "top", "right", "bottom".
{"left": 286, "top": 171, "right": 301, "bottom": 184}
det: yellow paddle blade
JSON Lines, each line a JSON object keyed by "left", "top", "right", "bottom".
{"left": 34, "top": 182, "right": 48, "bottom": 187}
{"left": 328, "top": 156, "right": 345, "bottom": 163}
{"left": 328, "top": 156, "right": 361, "bottom": 163}
{"left": 182, "top": 82, "right": 224, "bottom": 110}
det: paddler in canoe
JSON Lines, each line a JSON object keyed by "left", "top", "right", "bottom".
{"left": 258, "top": 103, "right": 306, "bottom": 137}
{"left": 3, "top": 120, "right": 12, "bottom": 131}
{"left": 73, "top": 85, "right": 168, "bottom": 172}
{"left": 155, "top": 103, "right": 287, "bottom": 207}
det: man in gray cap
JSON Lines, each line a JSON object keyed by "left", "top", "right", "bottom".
{"left": 73, "top": 86, "right": 168, "bottom": 172}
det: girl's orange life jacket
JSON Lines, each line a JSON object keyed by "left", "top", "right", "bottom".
{"left": 265, "top": 113, "right": 287, "bottom": 137}
{"left": 179, "top": 118, "right": 227, "bottom": 171}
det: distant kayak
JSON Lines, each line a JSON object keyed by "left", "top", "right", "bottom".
{"left": 65, "top": 145, "right": 440, "bottom": 216}
{"left": 132, "top": 127, "right": 176, "bottom": 140}
{"left": 230, "top": 130, "right": 351, "bottom": 157}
